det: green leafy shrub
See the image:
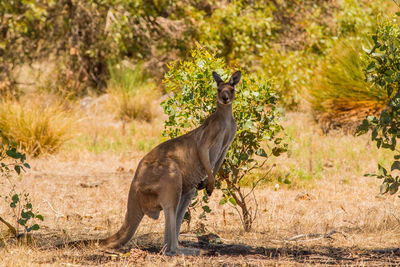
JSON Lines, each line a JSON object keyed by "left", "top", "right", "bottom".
{"left": 356, "top": 14, "right": 400, "bottom": 195}
{"left": 0, "top": 146, "right": 43, "bottom": 243}
{"left": 0, "top": 99, "right": 73, "bottom": 156}
{"left": 196, "top": 1, "right": 277, "bottom": 66}
{"left": 162, "top": 47, "right": 286, "bottom": 231}
{"left": 260, "top": 49, "right": 317, "bottom": 109}
{"left": 334, "top": 0, "right": 387, "bottom": 37}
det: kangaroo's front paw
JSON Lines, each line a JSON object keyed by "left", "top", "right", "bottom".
{"left": 197, "top": 179, "right": 207, "bottom": 190}
{"left": 206, "top": 183, "right": 214, "bottom": 196}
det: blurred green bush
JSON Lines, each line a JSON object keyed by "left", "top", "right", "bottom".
{"left": 0, "top": 0, "right": 392, "bottom": 113}
{"left": 310, "top": 38, "right": 388, "bottom": 132}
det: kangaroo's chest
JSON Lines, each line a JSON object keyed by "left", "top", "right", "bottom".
{"left": 209, "top": 128, "right": 235, "bottom": 167}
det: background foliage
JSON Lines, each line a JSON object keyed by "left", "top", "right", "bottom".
{"left": 356, "top": 14, "right": 400, "bottom": 195}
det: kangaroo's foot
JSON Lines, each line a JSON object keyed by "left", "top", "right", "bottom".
{"left": 164, "top": 247, "right": 201, "bottom": 256}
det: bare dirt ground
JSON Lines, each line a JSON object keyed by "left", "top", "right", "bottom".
{"left": 1, "top": 112, "right": 400, "bottom": 266}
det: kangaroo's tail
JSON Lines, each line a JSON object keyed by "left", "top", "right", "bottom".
{"left": 99, "top": 189, "right": 144, "bottom": 248}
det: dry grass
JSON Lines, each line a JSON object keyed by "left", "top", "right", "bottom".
{"left": 107, "top": 63, "right": 161, "bottom": 123}
{"left": 67, "top": 93, "right": 164, "bottom": 154}
{"left": 1, "top": 112, "right": 400, "bottom": 266}
{"left": 309, "top": 39, "right": 388, "bottom": 132}
{"left": 0, "top": 97, "right": 74, "bottom": 156}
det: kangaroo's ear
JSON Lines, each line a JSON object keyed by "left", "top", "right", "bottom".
{"left": 229, "top": 71, "right": 241, "bottom": 86}
{"left": 212, "top": 71, "right": 224, "bottom": 86}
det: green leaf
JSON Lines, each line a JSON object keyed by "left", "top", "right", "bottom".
{"left": 12, "top": 194, "right": 19, "bottom": 203}
{"left": 389, "top": 182, "right": 399, "bottom": 195}
{"left": 228, "top": 197, "right": 237, "bottom": 206}
{"left": 6, "top": 148, "right": 19, "bottom": 159}
{"left": 219, "top": 198, "right": 227, "bottom": 205}
{"left": 391, "top": 161, "right": 400, "bottom": 171}
{"left": 380, "top": 182, "right": 389, "bottom": 194}
{"left": 36, "top": 214, "right": 44, "bottom": 221}
{"left": 371, "top": 129, "right": 378, "bottom": 140}
{"left": 239, "top": 153, "right": 248, "bottom": 161}
{"left": 30, "top": 224, "right": 40, "bottom": 231}
{"left": 255, "top": 148, "right": 268, "bottom": 157}
{"left": 184, "top": 211, "right": 191, "bottom": 221}
{"left": 378, "top": 164, "right": 387, "bottom": 176}
{"left": 365, "top": 61, "right": 375, "bottom": 72}
{"left": 24, "top": 163, "right": 30, "bottom": 169}
{"left": 202, "top": 205, "right": 211, "bottom": 213}
{"left": 17, "top": 218, "right": 27, "bottom": 226}
{"left": 14, "top": 165, "right": 21, "bottom": 175}
{"left": 283, "top": 178, "right": 291, "bottom": 184}
{"left": 377, "top": 139, "right": 382, "bottom": 149}
{"left": 272, "top": 147, "right": 284, "bottom": 157}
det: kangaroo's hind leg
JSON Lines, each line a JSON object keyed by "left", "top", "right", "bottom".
{"left": 162, "top": 202, "right": 180, "bottom": 255}
{"left": 175, "top": 188, "right": 196, "bottom": 240}
{"left": 173, "top": 188, "right": 200, "bottom": 256}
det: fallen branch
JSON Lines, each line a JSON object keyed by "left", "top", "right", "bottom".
{"left": 43, "top": 199, "right": 65, "bottom": 218}
{"left": 284, "top": 230, "right": 347, "bottom": 242}
{"left": 0, "top": 216, "right": 17, "bottom": 237}
{"left": 180, "top": 233, "right": 232, "bottom": 243}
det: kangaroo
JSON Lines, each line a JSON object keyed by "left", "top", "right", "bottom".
{"left": 100, "top": 71, "right": 241, "bottom": 255}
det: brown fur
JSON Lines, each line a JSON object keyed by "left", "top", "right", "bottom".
{"left": 100, "top": 71, "right": 241, "bottom": 255}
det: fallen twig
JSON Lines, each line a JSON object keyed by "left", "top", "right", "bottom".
{"left": 180, "top": 233, "right": 232, "bottom": 243}
{"left": 43, "top": 199, "right": 65, "bottom": 218}
{"left": 284, "top": 230, "right": 347, "bottom": 242}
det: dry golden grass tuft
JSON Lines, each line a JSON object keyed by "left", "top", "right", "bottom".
{"left": 0, "top": 97, "right": 75, "bottom": 156}
{"left": 309, "top": 39, "right": 388, "bottom": 133}
{"left": 1, "top": 112, "right": 400, "bottom": 265}
{"left": 106, "top": 63, "right": 161, "bottom": 123}
{"left": 107, "top": 86, "right": 161, "bottom": 123}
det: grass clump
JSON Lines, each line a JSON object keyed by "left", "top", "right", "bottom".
{"left": 107, "top": 63, "right": 160, "bottom": 123}
{"left": 0, "top": 99, "right": 73, "bottom": 156}
{"left": 309, "top": 39, "right": 388, "bottom": 132}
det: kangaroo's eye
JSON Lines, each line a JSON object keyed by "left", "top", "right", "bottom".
{"left": 231, "top": 89, "right": 234, "bottom": 93}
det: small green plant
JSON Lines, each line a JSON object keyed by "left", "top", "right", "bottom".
{"left": 0, "top": 145, "right": 43, "bottom": 242}
{"left": 162, "top": 47, "right": 286, "bottom": 231}
{"left": 356, "top": 12, "right": 400, "bottom": 195}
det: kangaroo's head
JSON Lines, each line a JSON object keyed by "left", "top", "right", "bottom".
{"left": 212, "top": 71, "right": 241, "bottom": 105}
